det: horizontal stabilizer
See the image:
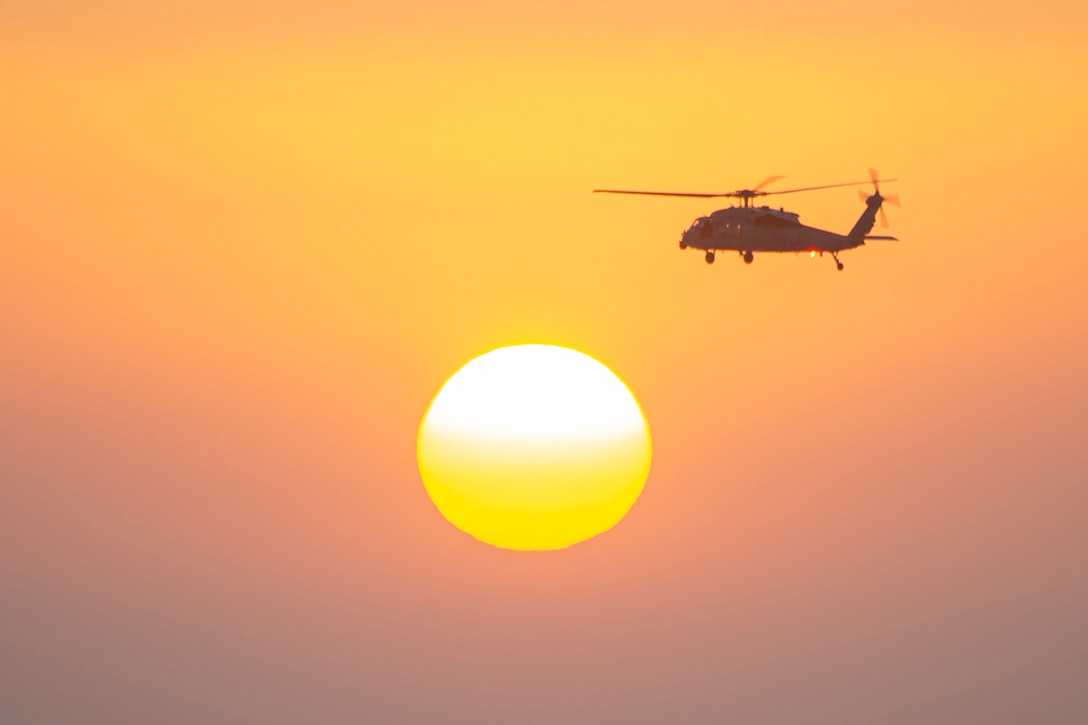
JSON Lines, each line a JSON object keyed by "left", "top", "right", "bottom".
{"left": 864, "top": 235, "right": 898, "bottom": 240}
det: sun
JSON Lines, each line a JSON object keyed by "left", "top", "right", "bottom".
{"left": 417, "top": 345, "right": 652, "bottom": 551}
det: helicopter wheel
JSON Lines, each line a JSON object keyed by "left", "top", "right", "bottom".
{"left": 742, "top": 251, "right": 754, "bottom": 264}
{"left": 837, "top": 262, "right": 844, "bottom": 271}
{"left": 705, "top": 251, "right": 715, "bottom": 264}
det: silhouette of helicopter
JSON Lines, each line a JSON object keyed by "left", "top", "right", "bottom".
{"left": 595, "top": 169, "right": 900, "bottom": 271}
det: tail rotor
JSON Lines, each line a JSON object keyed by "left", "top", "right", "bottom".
{"left": 860, "top": 168, "right": 900, "bottom": 228}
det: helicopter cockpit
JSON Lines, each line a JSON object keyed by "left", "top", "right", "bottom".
{"left": 690, "top": 217, "right": 714, "bottom": 238}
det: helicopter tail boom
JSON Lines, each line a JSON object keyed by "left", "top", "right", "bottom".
{"left": 847, "top": 196, "right": 883, "bottom": 241}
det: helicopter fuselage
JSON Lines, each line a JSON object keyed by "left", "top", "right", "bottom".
{"left": 679, "top": 205, "right": 860, "bottom": 255}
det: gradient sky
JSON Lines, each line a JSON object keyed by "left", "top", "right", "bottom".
{"left": 2, "top": 2, "right": 1086, "bottom": 722}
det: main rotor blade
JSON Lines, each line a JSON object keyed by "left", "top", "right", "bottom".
{"left": 762, "top": 179, "right": 897, "bottom": 196}
{"left": 593, "top": 189, "right": 733, "bottom": 198}
{"left": 595, "top": 176, "right": 898, "bottom": 199}
{"left": 752, "top": 175, "right": 785, "bottom": 192}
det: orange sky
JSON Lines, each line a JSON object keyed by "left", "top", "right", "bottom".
{"left": 2, "top": 2, "right": 1086, "bottom": 722}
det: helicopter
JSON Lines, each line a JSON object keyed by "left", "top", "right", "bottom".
{"left": 594, "top": 169, "right": 900, "bottom": 271}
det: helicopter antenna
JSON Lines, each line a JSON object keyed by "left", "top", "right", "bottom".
{"left": 594, "top": 174, "right": 897, "bottom": 207}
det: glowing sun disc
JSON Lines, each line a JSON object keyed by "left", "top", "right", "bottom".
{"left": 417, "top": 345, "right": 652, "bottom": 551}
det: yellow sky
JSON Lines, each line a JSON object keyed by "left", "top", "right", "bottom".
{"left": 2, "top": 1, "right": 1086, "bottom": 722}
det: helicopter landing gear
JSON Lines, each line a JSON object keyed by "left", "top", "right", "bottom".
{"left": 742, "top": 250, "right": 754, "bottom": 264}
{"left": 705, "top": 251, "right": 715, "bottom": 264}
{"left": 831, "top": 251, "right": 844, "bottom": 271}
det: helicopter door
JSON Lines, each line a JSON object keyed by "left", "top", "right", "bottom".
{"left": 700, "top": 221, "right": 714, "bottom": 239}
